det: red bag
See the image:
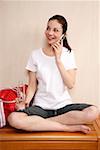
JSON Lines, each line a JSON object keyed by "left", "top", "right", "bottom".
{"left": 0, "top": 84, "right": 28, "bottom": 120}
{"left": 0, "top": 89, "right": 17, "bottom": 119}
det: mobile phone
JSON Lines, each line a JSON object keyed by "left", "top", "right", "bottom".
{"left": 51, "top": 34, "right": 65, "bottom": 47}
{"left": 59, "top": 34, "right": 65, "bottom": 44}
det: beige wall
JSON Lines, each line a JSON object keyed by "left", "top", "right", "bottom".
{"left": 98, "top": 2, "right": 100, "bottom": 107}
{"left": 0, "top": 1, "right": 99, "bottom": 108}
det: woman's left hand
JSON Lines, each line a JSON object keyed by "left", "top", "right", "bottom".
{"left": 52, "top": 41, "right": 63, "bottom": 61}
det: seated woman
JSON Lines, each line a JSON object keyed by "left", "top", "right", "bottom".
{"left": 8, "top": 15, "right": 99, "bottom": 134}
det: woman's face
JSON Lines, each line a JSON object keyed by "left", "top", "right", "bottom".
{"left": 45, "top": 19, "right": 63, "bottom": 45}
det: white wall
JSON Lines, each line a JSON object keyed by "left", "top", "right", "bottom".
{"left": 0, "top": 1, "right": 99, "bottom": 107}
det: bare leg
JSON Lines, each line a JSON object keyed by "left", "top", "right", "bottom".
{"left": 47, "top": 106, "right": 99, "bottom": 125}
{"left": 8, "top": 112, "right": 91, "bottom": 133}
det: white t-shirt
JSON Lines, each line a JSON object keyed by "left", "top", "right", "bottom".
{"left": 26, "top": 47, "right": 77, "bottom": 109}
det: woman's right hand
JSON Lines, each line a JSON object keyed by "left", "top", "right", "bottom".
{"left": 15, "top": 98, "right": 31, "bottom": 110}
{"left": 24, "top": 99, "right": 30, "bottom": 108}
{"left": 15, "top": 99, "right": 26, "bottom": 110}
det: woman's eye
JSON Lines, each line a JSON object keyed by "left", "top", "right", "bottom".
{"left": 46, "top": 27, "right": 50, "bottom": 31}
{"left": 54, "top": 29, "right": 59, "bottom": 32}
{"left": 46, "top": 27, "right": 59, "bottom": 32}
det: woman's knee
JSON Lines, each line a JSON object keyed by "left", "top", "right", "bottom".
{"left": 7, "top": 112, "right": 27, "bottom": 129}
{"left": 83, "top": 106, "right": 99, "bottom": 122}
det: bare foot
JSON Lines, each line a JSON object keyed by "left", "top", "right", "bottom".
{"left": 79, "top": 125, "right": 91, "bottom": 134}
{"left": 66, "top": 125, "right": 91, "bottom": 134}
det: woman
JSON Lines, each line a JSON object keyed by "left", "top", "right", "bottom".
{"left": 8, "top": 15, "right": 99, "bottom": 133}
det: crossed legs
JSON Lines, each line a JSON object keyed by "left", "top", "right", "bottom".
{"left": 47, "top": 106, "right": 99, "bottom": 124}
{"left": 8, "top": 105, "right": 99, "bottom": 134}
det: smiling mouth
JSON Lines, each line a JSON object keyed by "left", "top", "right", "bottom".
{"left": 47, "top": 37, "right": 56, "bottom": 41}
{"left": 48, "top": 37, "right": 54, "bottom": 40}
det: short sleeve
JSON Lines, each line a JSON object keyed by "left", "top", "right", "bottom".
{"left": 62, "top": 50, "right": 77, "bottom": 70}
{"left": 25, "top": 52, "right": 37, "bottom": 72}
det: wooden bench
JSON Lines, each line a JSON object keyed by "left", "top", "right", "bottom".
{"left": 0, "top": 117, "right": 100, "bottom": 150}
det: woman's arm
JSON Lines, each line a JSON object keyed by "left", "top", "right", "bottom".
{"left": 25, "top": 71, "right": 37, "bottom": 107}
{"left": 15, "top": 71, "right": 37, "bottom": 110}
{"left": 52, "top": 41, "right": 76, "bottom": 89}
{"left": 56, "top": 60, "right": 76, "bottom": 89}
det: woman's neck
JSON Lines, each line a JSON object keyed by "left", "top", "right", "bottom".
{"left": 43, "top": 44, "right": 55, "bottom": 57}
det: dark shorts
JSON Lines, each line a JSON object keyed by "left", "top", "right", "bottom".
{"left": 16, "top": 103, "right": 92, "bottom": 118}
